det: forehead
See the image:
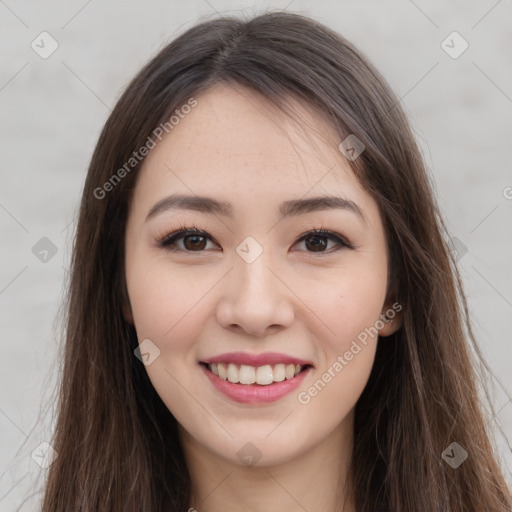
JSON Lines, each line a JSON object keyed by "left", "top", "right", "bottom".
{"left": 134, "top": 84, "right": 371, "bottom": 213}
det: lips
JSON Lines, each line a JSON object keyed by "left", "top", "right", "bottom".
{"left": 200, "top": 352, "right": 313, "bottom": 386}
{"left": 199, "top": 352, "right": 313, "bottom": 402}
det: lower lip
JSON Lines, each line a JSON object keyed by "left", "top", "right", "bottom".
{"left": 200, "top": 364, "right": 312, "bottom": 404}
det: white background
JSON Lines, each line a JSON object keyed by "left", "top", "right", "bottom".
{"left": 1, "top": 1, "right": 511, "bottom": 509}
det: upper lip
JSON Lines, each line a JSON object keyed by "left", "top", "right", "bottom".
{"left": 201, "top": 352, "right": 314, "bottom": 367}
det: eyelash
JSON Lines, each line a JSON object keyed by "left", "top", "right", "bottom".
{"left": 156, "top": 223, "right": 354, "bottom": 255}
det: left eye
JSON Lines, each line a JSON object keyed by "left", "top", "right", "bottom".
{"left": 294, "top": 230, "right": 350, "bottom": 253}
{"left": 159, "top": 228, "right": 351, "bottom": 253}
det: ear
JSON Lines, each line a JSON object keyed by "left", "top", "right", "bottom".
{"left": 123, "top": 302, "right": 134, "bottom": 324}
{"left": 378, "top": 300, "right": 403, "bottom": 337}
{"left": 121, "top": 281, "right": 134, "bottom": 324}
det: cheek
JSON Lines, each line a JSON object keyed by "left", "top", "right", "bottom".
{"left": 294, "top": 271, "right": 384, "bottom": 419}
{"left": 126, "top": 260, "right": 217, "bottom": 344}
{"left": 126, "top": 263, "right": 216, "bottom": 417}
{"left": 331, "top": 279, "right": 385, "bottom": 344}
{"left": 300, "top": 261, "right": 387, "bottom": 348}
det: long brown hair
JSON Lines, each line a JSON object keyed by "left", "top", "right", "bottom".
{"left": 41, "top": 11, "right": 511, "bottom": 511}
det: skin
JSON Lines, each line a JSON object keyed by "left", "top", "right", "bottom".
{"left": 124, "top": 84, "right": 401, "bottom": 512}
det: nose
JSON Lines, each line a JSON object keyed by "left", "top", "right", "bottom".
{"left": 215, "top": 249, "right": 295, "bottom": 337}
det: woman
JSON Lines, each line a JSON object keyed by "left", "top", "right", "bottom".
{"left": 42, "top": 11, "right": 511, "bottom": 511}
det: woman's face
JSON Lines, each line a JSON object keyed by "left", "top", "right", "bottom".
{"left": 124, "top": 84, "right": 399, "bottom": 468}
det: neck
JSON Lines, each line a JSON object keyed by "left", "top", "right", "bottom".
{"left": 180, "top": 414, "right": 355, "bottom": 512}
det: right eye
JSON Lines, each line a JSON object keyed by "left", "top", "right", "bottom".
{"left": 159, "top": 228, "right": 220, "bottom": 252}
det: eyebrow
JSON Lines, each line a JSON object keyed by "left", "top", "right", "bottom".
{"left": 146, "top": 194, "right": 366, "bottom": 223}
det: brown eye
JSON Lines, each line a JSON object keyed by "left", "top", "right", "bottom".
{"left": 159, "top": 228, "right": 351, "bottom": 254}
{"left": 304, "top": 233, "right": 329, "bottom": 252}
{"left": 160, "top": 229, "right": 218, "bottom": 252}
{"left": 182, "top": 234, "right": 207, "bottom": 251}
{"left": 294, "top": 229, "right": 352, "bottom": 253}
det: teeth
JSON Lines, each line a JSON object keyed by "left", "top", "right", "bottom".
{"left": 227, "top": 363, "right": 239, "bottom": 383}
{"left": 285, "top": 364, "right": 295, "bottom": 379}
{"left": 255, "top": 365, "right": 273, "bottom": 385}
{"left": 273, "top": 364, "right": 286, "bottom": 382}
{"left": 239, "top": 365, "right": 256, "bottom": 384}
{"left": 207, "top": 362, "right": 307, "bottom": 385}
{"left": 217, "top": 363, "right": 228, "bottom": 380}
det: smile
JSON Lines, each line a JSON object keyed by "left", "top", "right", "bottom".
{"left": 207, "top": 362, "right": 308, "bottom": 385}
{"left": 200, "top": 354, "right": 313, "bottom": 404}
